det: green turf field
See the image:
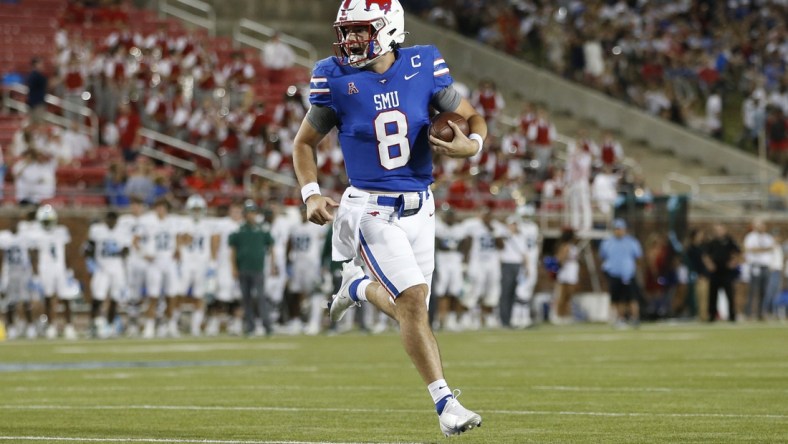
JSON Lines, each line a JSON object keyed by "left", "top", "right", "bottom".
{"left": 1, "top": 323, "right": 787, "bottom": 444}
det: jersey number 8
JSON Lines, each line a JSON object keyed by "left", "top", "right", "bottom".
{"left": 374, "top": 110, "right": 410, "bottom": 170}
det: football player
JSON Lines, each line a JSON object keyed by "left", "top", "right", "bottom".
{"left": 0, "top": 220, "right": 37, "bottom": 339}
{"left": 85, "top": 211, "right": 131, "bottom": 338}
{"left": 117, "top": 196, "right": 150, "bottom": 336}
{"left": 178, "top": 194, "right": 213, "bottom": 336}
{"left": 264, "top": 204, "right": 289, "bottom": 330}
{"left": 207, "top": 201, "right": 244, "bottom": 336}
{"left": 30, "top": 205, "right": 78, "bottom": 339}
{"left": 292, "top": 0, "right": 486, "bottom": 435}
{"left": 140, "top": 198, "right": 183, "bottom": 338}
{"left": 433, "top": 209, "right": 467, "bottom": 331}
{"left": 286, "top": 207, "right": 328, "bottom": 335}
{"left": 461, "top": 210, "right": 506, "bottom": 329}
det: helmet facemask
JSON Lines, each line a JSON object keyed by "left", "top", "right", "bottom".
{"left": 334, "top": 19, "right": 386, "bottom": 68}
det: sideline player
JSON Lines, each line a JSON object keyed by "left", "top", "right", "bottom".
{"left": 208, "top": 201, "right": 244, "bottom": 336}
{"left": 433, "top": 209, "right": 466, "bottom": 331}
{"left": 286, "top": 207, "right": 328, "bottom": 335}
{"left": 292, "top": 0, "right": 485, "bottom": 436}
{"left": 140, "top": 198, "right": 182, "bottom": 338}
{"left": 0, "top": 220, "right": 37, "bottom": 339}
{"left": 117, "top": 197, "right": 150, "bottom": 336}
{"left": 85, "top": 211, "right": 130, "bottom": 338}
{"left": 179, "top": 194, "right": 213, "bottom": 336}
{"left": 31, "top": 205, "right": 78, "bottom": 339}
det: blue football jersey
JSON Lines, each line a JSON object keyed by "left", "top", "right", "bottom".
{"left": 309, "top": 45, "right": 454, "bottom": 192}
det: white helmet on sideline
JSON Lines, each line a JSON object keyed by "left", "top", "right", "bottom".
{"left": 35, "top": 204, "right": 58, "bottom": 229}
{"left": 185, "top": 194, "right": 207, "bottom": 219}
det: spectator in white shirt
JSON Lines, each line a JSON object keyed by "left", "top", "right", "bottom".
{"left": 743, "top": 218, "right": 775, "bottom": 321}
{"left": 261, "top": 32, "right": 295, "bottom": 84}
{"left": 12, "top": 149, "right": 57, "bottom": 206}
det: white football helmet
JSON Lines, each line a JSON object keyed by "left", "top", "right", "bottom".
{"left": 35, "top": 204, "right": 58, "bottom": 229}
{"left": 185, "top": 194, "right": 207, "bottom": 220}
{"left": 334, "top": 0, "right": 406, "bottom": 68}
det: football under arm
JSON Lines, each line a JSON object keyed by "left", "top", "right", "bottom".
{"left": 432, "top": 86, "right": 488, "bottom": 145}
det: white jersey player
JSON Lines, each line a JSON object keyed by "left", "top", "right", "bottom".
{"left": 265, "top": 206, "right": 291, "bottom": 308}
{"left": 461, "top": 212, "right": 506, "bottom": 328}
{"left": 286, "top": 208, "right": 328, "bottom": 334}
{"left": 498, "top": 213, "right": 540, "bottom": 329}
{"left": 0, "top": 224, "right": 36, "bottom": 339}
{"left": 117, "top": 197, "right": 150, "bottom": 336}
{"left": 86, "top": 211, "right": 131, "bottom": 337}
{"left": 434, "top": 210, "right": 466, "bottom": 331}
{"left": 206, "top": 201, "right": 243, "bottom": 336}
{"left": 178, "top": 194, "right": 213, "bottom": 335}
{"left": 140, "top": 198, "right": 183, "bottom": 338}
{"left": 30, "top": 205, "right": 78, "bottom": 339}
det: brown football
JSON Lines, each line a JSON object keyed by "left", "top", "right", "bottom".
{"left": 429, "top": 111, "right": 470, "bottom": 142}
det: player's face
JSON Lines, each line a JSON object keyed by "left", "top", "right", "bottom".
{"left": 155, "top": 204, "right": 168, "bottom": 218}
{"left": 343, "top": 25, "right": 370, "bottom": 56}
{"left": 229, "top": 205, "right": 243, "bottom": 221}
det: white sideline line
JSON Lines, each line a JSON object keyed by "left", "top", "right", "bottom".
{"left": 0, "top": 437, "right": 418, "bottom": 444}
{"left": 2, "top": 404, "right": 786, "bottom": 420}
{"left": 532, "top": 385, "right": 788, "bottom": 394}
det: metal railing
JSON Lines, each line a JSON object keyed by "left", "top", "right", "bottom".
{"left": 137, "top": 127, "right": 220, "bottom": 170}
{"left": 159, "top": 0, "right": 216, "bottom": 37}
{"left": 243, "top": 165, "right": 298, "bottom": 195}
{"left": 233, "top": 19, "right": 317, "bottom": 70}
{"left": 662, "top": 172, "right": 764, "bottom": 203}
{"left": 2, "top": 83, "right": 100, "bottom": 145}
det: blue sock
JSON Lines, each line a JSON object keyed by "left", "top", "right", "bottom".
{"left": 435, "top": 394, "right": 453, "bottom": 415}
{"left": 348, "top": 276, "right": 368, "bottom": 302}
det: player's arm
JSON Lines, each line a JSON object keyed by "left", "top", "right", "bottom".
{"left": 293, "top": 109, "right": 340, "bottom": 226}
{"left": 429, "top": 88, "right": 487, "bottom": 159}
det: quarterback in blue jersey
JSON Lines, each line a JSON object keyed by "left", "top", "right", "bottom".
{"left": 293, "top": 0, "right": 486, "bottom": 437}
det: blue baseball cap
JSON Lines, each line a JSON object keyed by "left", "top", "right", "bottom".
{"left": 613, "top": 218, "right": 627, "bottom": 230}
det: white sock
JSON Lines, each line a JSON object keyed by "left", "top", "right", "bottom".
{"left": 428, "top": 379, "right": 453, "bottom": 414}
{"left": 353, "top": 279, "right": 371, "bottom": 302}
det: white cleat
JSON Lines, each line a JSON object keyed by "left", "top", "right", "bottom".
{"left": 45, "top": 325, "right": 58, "bottom": 340}
{"left": 438, "top": 391, "right": 482, "bottom": 437}
{"left": 328, "top": 262, "right": 365, "bottom": 322}
{"left": 25, "top": 325, "right": 37, "bottom": 339}
{"left": 63, "top": 324, "right": 78, "bottom": 340}
{"left": 143, "top": 320, "right": 155, "bottom": 339}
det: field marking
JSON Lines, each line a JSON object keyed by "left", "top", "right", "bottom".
{"left": 2, "top": 404, "right": 786, "bottom": 420}
{"left": 54, "top": 343, "right": 299, "bottom": 354}
{"left": 531, "top": 385, "right": 788, "bottom": 394}
{"left": 0, "top": 437, "right": 418, "bottom": 444}
{"left": 551, "top": 333, "right": 702, "bottom": 342}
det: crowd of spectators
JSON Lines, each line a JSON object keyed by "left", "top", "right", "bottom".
{"left": 409, "top": 0, "right": 788, "bottom": 156}
{"left": 5, "top": 1, "right": 650, "bottom": 216}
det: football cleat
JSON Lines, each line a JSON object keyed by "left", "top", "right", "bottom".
{"left": 63, "top": 324, "right": 78, "bottom": 340}
{"left": 328, "top": 262, "right": 365, "bottom": 322}
{"left": 438, "top": 391, "right": 482, "bottom": 437}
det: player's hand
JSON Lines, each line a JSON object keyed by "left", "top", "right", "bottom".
{"left": 429, "top": 120, "right": 480, "bottom": 158}
{"left": 306, "top": 195, "right": 339, "bottom": 226}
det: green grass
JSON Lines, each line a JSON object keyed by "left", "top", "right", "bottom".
{"left": 1, "top": 323, "right": 787, "bottom": 443}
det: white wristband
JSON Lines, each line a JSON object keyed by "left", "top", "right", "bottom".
{"left": 469, "top": 133, "right": 484, "bottom": 155}
{"left": 301, "top": 182, "right": 321, "bottom": 203}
